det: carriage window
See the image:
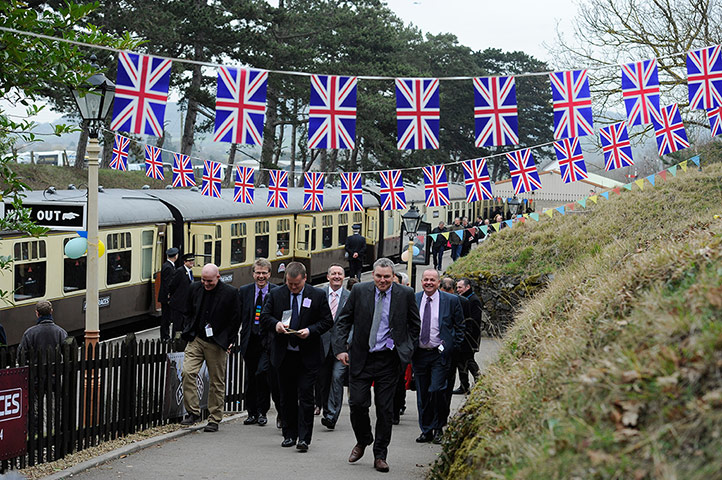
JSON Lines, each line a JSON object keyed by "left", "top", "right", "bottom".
{"left": 141, "top": 230, "right": 154, "bottom": 280}
{"left": 321, "top": 215, "right": 333, "bottom": 249}
{"left": 311, "top": 217, "right": 317, "bottom": 251}
{"left": 276, "top": 219, "right": 290, "bottom": 257}
{"left": 338, "top": 213, "right": 348, "bottom": 246}
{"left": 214, "top": 225, "right": 222, "bottom": 267}
{"left": 386, "top": 210, "right": 395, "bottom": 236}
{"left": 63, "top": 238, "right": 86, "bottom": 292}
{"left": 353, "top": 213, "right": 362, "bottom": 225}
{"left": 231, "top": 222, "right": 247, "bottom": 264}
{"left": 14, "top": 240, "right": 47, "bottom": 300}
{"left": 255, "top": 221, "right": 269, "bottom": 259}
{"left": 106, "top": 232, "right": 131, "bottom": 285}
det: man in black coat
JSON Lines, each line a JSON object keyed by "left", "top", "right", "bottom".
{"left": 431, "top": 221, "right": 447, "bottom": 270}
{"left": 168, "top": 252, "right": 195, "bottom": 345}
{"left": 260, "top": 262, "right": 333, "bottom": 452}
{"left": 439, "top": 277, "right": 470, "bottom": 427}
{"left": 454, "top": 277, "right": 483, "bottom": 394}
{"left": 344, "top": 224, "right": 366, "bottom": 280}
{"left": 238, "top": 258, "right": 279, "bottom": 427}
{"left": 333, "top": 257, "right": 421, "bottom": 473}
{"left": 158, "top": 247, "right": 179, "bottom": 341}
{"left": 180, "top": 264, "right": 241, "bottom": 432}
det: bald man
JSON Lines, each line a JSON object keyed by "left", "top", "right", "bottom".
{"left": 180, "top": 264, "right": 241, "bottom": 432}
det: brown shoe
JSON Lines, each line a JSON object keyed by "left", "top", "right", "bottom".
{"left": 348, "top": 443, "right": 366, "bottom": 463}
{"left": 374, "top": 458, "right": 389, "bottom": 473}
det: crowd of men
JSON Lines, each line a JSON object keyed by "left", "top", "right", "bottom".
{"left": 153, "top": 245, "right": 486, "bottom": 474}
{"left": 431, "top": 214, "right": 501, "bottom": 269}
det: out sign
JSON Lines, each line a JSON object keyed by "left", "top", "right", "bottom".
{"left": 4, "top": 201, "right": 86, "bottom": 231}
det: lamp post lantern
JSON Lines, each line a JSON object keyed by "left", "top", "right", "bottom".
{"left": 401, "top": 204, "right": 423, "bottom": 288}
{"left": 70, "top": 56, "right": 115, "bottom": 351}
{"left": 507, "top": 196, "right": 522, "bottom": 219}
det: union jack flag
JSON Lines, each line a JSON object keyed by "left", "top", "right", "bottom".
{"left": 553, "top": 138, "right": 588, "bottom": 184}
{"left": 110, "top": 134, "right": 130, "bottom": 171}
{"left": 396, "top": 78, "right": 440, "bottom": 150}
{"left": 549, "top": 69, "right": 594, "bottom": 140}
{"left": 687, "top": 45, "right": 722, "bottom": 110}
{"left": 462, "top": 158, "right": 493, "bottom": 202}
{"left": 379, "top": 170, "right": 406, "bottom": 211}
{"left": 652, "top": 104, "right": 689, "bottom": 155}
{"left": 111, "top": 52, "right": 172, "bottom": 137}
{"left": 599, "top": 121, "right": 634, "bottom": 171}
{"left": 308, "top": 75, "right": 357, "bottom": 149}
{"left": 144, "top": 145, "right": 164, "bottom": 180}
{"left": 621, "top": 59, "right": 661, "bottom": 126}
{"left": 303, "top": 172, "right": 325, "bottom": 211}
{"left": 506, "top": 149, "right": 542, "bottom": 194}
{"left": 201, "top": 160, "right": 223, "bottom": 198}
{"left": 340, "top": 172, "right": 363, "bottom": 212}
{"left": 233, "top": 166, "right": 255, "bottom": 204}
{"left": 473, "top": 76, "right": 518, "bottom": 146}
{"left": 267, "top": 170, "right": 288, "bottom": 209}
{"left": 422, "top": 165, "right": 450, "bottom": 207}
{"left": 214, "top": 67, "right": 268, "bottom": 145}
{"left": 707, "top": 106, "right": 722, "bottom": 136}
{"left": 172, "top": 153, "right": 196, "bottom": 187}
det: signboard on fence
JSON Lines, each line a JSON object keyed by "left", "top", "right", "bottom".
{"left": 0, "top": 367, "right": 29, "bottom": 461}
{"left": 163, "top": 352, "right": 209, "bottom": 419}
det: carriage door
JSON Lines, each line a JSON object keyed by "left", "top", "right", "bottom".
{"left": 365, "top": 208, "right": 379, "bottom": 245}
{"left": 190, "top": 223, "right": 219, "bottom": 271}
{"left": 294, "top": 215, "right": 314, "bottom": 259}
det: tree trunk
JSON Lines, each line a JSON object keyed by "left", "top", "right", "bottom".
{"left": 290, "top": 104, "right": 297, "bottom": 187}
{"left": 101, "top": 129, "right": 114, "bottom": 168}
{"left": 75, "top": 120, "right": 89, "bottom": 169}
{"left": 181, "top": 60, "right": 202, "bottom": 156}
{"left": 260, "top": 90, "right": 278, "bottom": 185}
{"left": 223, "top": 143, "right": 237, "bottom": 187}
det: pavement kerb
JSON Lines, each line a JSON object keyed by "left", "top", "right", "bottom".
{"left": 42, "top": 412, "right": 247, "bottom": 480}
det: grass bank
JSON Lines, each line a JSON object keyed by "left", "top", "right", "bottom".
{"left": 438, "top": 161, "right": 722, "bottom": 479}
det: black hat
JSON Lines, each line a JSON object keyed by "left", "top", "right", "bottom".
{"left": 181, "top": 253, "right": 195, "bottom": 261}
{"left": 166, "top": 247, "right": 179, "bottom": 257}
{"left": 352, "top": 224, "right": 361, "bottom": 231}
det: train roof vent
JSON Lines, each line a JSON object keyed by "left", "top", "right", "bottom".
{"left": 190, "top": 186, "right": 199, "bottom": 192}
{"left": 98, "top": 185, "right": 105, "bottom": 193}
{"left": 45, "top": 186, "right": 56, "bottom": 194}
{"left": 165, "top": 184, "right": 173, "bottom": 189}
{"left": 68, "top": 184, "right": 77, "bottom": 190}
{"left": 141, "top": 185, "right": 150, "bottom": 190}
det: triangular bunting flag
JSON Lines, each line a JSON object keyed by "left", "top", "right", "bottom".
{"left": 668, "top": 165, "right": 677, "bottom": 176}
{"left": 545, "top": 209, "right": 555, "bottom": 218}
{"left": 480, "top": 225, "right": 489, "bottom": 235}
{"left": 566, "top": 203, "right": 575, "bottom": 210}
{"left": 635, "top": 179, "right": 644, "bottom": 190}
{"left": 504, "top": 220, "right": 513, "bottom": 229}
{"left": 578, "top": 198, "right": 587, "bottom": 209}
{"left": 555, "top": 206, "right": 566, "bottom": 215}
{"left": 613, "top": 187, "right": 621, "bottom": 195}
{"left": 530, "top": 213, "right": 540, "bottom": 221}
{"left": 523, "top": 213, "right": 529, "bottom": 219}
{"left": 623, "top": 183, "right": 633, "bottom": 191}
{"left": 601, "top": 192, "right": 610, "bottom": 200}
{"left": 646, "top": 174, "right": 655, "bottom": 186}
{"left": 589, "top": 195, "right": 598, "bottom": 204}
{"left": 659, "top": 170, "right": 667, "bottom": 181}
{"left": 467, "top": 228, "right": 475, "bottom": 235}
{"left": 690, "top": 155, "right": 700, "bottom": 167}
{"left": 442, "top": 232, "right": 450, "bottom": 240}
{"left": 429, "top": 233, "right": 438, "bottom": 241}
{"left": 680, "top": 160, "right": 688, "bottom": 172}
{"left": 520, "top": 217, "right": 526, "bottom": 223}
{"left": 493, "top": 222, "right": 501, "bottom": 232}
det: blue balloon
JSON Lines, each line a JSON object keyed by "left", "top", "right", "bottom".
{"left": 65, "top": 237, "right": 87, "bottom": 259}
{"left": 77, "top": 231, "right": 88, "bottom": 238}
{"left": 412, "top": 246, "right": 420, "bottom": 256}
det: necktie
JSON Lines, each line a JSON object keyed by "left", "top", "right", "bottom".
{"left": 368, "top": 291, "right": 386, "bottom": 349}
{"left": 420, "top": 296, "right": 432, "bottom": 345}
{"left": 290, "top": 293, "right": 300, "bottom": 347}
{"left": 188, "top": 269, "right": 193, "bottom": 283}
{"left": 329, "top": 291, "right": 339, "bottom": 318}
{"left": 252, "top": 290, "right": 263, "bottom": 334}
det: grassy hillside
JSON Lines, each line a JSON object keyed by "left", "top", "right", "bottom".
{"left": 6, "top": 162, "right": 169, "bottom": 191}
{"left": 438, "top": 161, "right": 722, "bottom": 479}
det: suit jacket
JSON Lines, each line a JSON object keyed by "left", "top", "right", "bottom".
{"left": 344, "top": 233, "right": 366, "bottom": 257}
{"left": 461, "top": 290, "right": 483, "bottom": 351}
{"left": 333, "top": 282, "right": 421, "bottom": 377}
{"left": 169, "top": 266, "right": 194, "bottom": 312}
{"left": 456, "top": 294, "right": 472, "bottom": 352}
{"left": 321, "top": 285, "right": 350, "bottom": 356}
{"left": 158, "top": 260, "right": 176, "bottom": 305}
{"left": 260, "top": 284, "right": 334, "bottom": 369}
{"left": 238, "top": 282, "right": 279, "bottom": 357}
{"left": 415, "top": 290, "right": 464, "bottom": 365}
{"left": 181, "top": 281, "right": 241, "bottom": 350}
{"left": 431, "top": 227, "right": 447, "bottom": 249}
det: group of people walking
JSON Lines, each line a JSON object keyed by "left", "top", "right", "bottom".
{"left": 159, "top": 249, "right": 484, "bottom": 473}
{"left": 430, "top": 214, "right": 503, "bottom": 269}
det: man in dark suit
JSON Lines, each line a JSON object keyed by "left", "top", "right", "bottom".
{"left": 318, "top": 264, "right": 350, "bottom": 430}
{"left": 260, "top": 262, "right": 333, "bottom": 452}
{"left": 158, "top": 247, "right": 178, "bottom": 341}
{"left": 333, "top": 257, "right": 421, "bottom": 473}
{"left": 238, "top": 258, "right": 278, "bottom": 427}
{"left": 180, "top": 263, "right": 241, "bottom": 432}
{"left": 412, "top": 269, "right": 464, "bottom": 444}
{"left": 431, "top": 221, "right": 446, "bottom": 270}
{"left": 454, "top": 277, "right": 483, "bottom": 394}
{"left": 344, "top": 224, "right": 366, "bottom": 280}
{"left": 168, "top": 252, "right": 195, "bottom": 347}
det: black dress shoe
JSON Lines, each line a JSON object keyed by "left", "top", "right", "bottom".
{"left": 321, "top": 417, "right": 336, "bottom": 429}
{"left": 452, "top": 388, "right": 469, "bottom": 395}
{"left": 257, "top": 414, "right": 268, "bottom": 426}
{"left": 276, "top": 417, "right": 283, "bottom": 429}
{"left": 244, "top": 415, "right": 258, "bottom": 425}
{"left": 392, "top": 414, "right": 400, "bottom": 425}
{"left": 203, "top": 422, "right": 219, "bottom": 432}
{"left": 281, "top": 438, "right": 296, "bottom": 447}
{"left": 180, "top": 413, "right": 201, "bottom": 426}
{"left": 415, "top": 432, "right": 433, "bottom": 443}
{"left": 296, "top": 440, "right": 308, "bottom": 452}
{"left": 432, "top": 430, "right": 443, "bottom": 444}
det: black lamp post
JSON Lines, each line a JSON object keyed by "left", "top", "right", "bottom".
{"left": 401, "top": 204, "right": 423, "bottom": 288}
{"left": 70, "top": 56, "right": 115, "bottom": 350}
{"left": 507, "top": 196, "right": 522, "bottom": 219}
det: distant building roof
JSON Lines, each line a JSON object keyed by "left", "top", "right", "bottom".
{"left": 542, "top": 160, "right": 622, "bottom": 189}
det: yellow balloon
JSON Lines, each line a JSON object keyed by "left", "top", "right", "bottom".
{"left": 97, "top": 240, "right": 106, "bottom": 258}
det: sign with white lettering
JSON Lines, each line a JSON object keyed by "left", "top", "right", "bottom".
{"left": 4, "top": 201, "right": 86, "bottom": 231}
{"left": 82, "top": 295, "right": 111, "bottom": 312}
{"left": 0, "top": 367, "right": 29, "bottom": 461}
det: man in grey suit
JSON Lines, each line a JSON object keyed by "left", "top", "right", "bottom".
{"left": 333, "top": 258, "right": 421, "bottom": 473}
{"left": 317, "top": 264, "right": 351, "bottom": 430}
{"left": 413, "top": 269, "right": 464, "bottom": 444}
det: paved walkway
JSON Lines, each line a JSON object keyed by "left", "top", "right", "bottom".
{"left": 65, "top": 339, "right": 500, "bottom": 480}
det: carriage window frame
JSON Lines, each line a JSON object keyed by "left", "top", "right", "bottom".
{"left": 13, "top": 239, "right": 47, "bottom": 301}
{"left": 321, "top": 214, "right": 333, "bottom": 249}
{"left": 230, "top": 222, "right": 247, "bottom": 265}
{"left": 276, "top": 218, "right": 290, "bottom": 257}
{"left": 255, "top": 220, "right": 270, "bottom": 259}
{"left": 106, "top": 232, "right": 132, "bottom": 285}
{"left": 63, "top": 237, "right": 87, "bottom": 293}
{"left": 337, "top": 213, "right": 349, "bottom": 246}
{"left": 141, "top": 230, "right": 154, "bottom": 280}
